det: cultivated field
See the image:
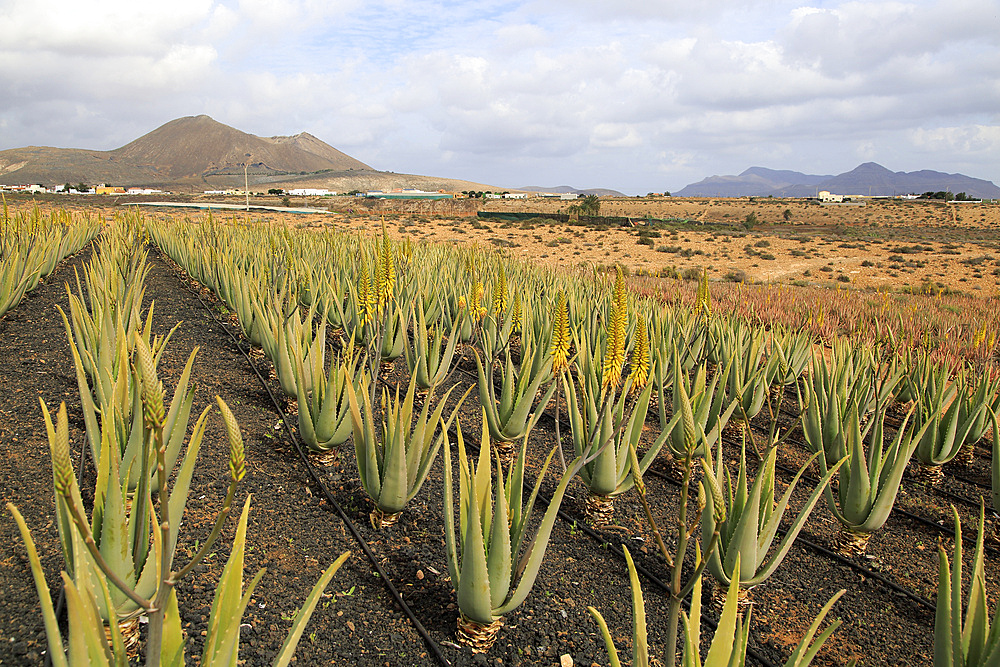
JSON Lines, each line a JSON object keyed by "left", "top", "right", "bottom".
{"left": 1, "top": 196, "right": 999, "bottom": 667}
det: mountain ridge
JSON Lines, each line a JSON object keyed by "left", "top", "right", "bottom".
{"left": 675, "top": 162, "right": 1000, "bottom": 198}
{"left": 0, "top": 115, "right": 500, "bottom": 193}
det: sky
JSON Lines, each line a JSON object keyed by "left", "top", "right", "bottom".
{"left": 1, "top": 0, "right": 998, "bottom": 195}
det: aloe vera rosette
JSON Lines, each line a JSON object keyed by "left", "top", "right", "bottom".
{"left": 817, "top": 403, "right": 930, "bottom": 554}
{"left": 346, "top": 372, "right": 465, "bottom": 528}
{"left": 702, "top": 441, "right": 844, "bottom": 598}
{"left": 588, "top": 547, "right": 847, "bottom": 667}
{"left": 442, "top": 415, "right": 585, "bottom": 652}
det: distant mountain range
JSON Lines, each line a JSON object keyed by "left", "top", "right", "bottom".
{"left": 0, "top": 115, "right": 499, "bottom": 193}
{"left": 516, "top": 185, "right": 626, "bottom": 197}
{"left": 674, "top": 163, "right": 1000, "bottom": 199}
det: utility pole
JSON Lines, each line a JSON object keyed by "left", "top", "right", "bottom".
{"left": 244, "top": 153, "right": 252, "bottom": 211}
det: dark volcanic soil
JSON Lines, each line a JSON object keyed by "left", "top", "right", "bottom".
{"left": 0, "top": 239, "right": 996, "bottom": 666}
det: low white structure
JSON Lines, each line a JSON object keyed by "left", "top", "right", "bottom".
{"left": 818, "top": 190, "right": 844, "bottom": 203}
{"left": 288, "top": 188, "right": 334, "bottom": 196}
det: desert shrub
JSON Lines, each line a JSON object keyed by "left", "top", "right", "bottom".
{"left": 836, "top": 274, "right": 851, "bottom": 283}
{"left": 759, "top": 252, "right": 776, "bottom": 261}
{"left": 790, "top": 249, "right": 808, "bottom": 257}
{"left": 754, "top": 239, "right": 771, "bottom": 247}
{"left": 861, "top": 260, "right": 875, "bottom": 267}
{"left": 681, "top": 266, "right": 702, "bottom": 281}
{"left": 888, "top": 254, "right": 905, "bottom": 262}
{"left": 888, "top": 244, "right": 926, "bottom": 254}
{"left": 723, "top": 269, "right": 748, "bottom": 283}
{"left": 819, "top": 265, "right": 833, "bottom": 273}
{"left": 638, "top": 236, "right": 655, "bottom": 247}
{"left": 658, "top": 266, "right": 680, "bottom": 279}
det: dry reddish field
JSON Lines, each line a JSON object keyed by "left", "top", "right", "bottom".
{"left": 335, "top": 196, "right": 1000, "bottom": 295}
{"left": 18, "top": 193, "right": 1000, "bottom": 294}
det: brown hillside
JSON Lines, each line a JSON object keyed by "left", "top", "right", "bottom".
{"left": 0, "top": 115, "right": 375, "bottom": 189}
{"left": 108, "top": 115, "right": 372, "bottom": 179}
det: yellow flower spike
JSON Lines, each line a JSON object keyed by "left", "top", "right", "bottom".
{"left": 627, "top": 319, "right": 649, "bottom": 394}
{"left": 492, "top": 266, "right": 507, "bottom": 317}
{"left": 511, "top": 291, "right": 522, "bottom": 332}
{"left": 551, "top": 291, "right": 570, "bottom": 374}
{"left": 473, "top": 281, "right": 484, "bottom": 306}
{"left": 602, "top": 267, "right": 628, "bottom": 390}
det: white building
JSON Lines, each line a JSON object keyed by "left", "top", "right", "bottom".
{"left": 818, "top": 190, "right": 844, "bottom": 202}
{"left": 288, "top": 188, "right": 334, "bottom": 196}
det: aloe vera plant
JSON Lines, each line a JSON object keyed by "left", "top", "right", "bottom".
{"left": 934, "top": 502, "right": 1000, "bottom": 666}
{"left": 7, "top": 496, "right": 349, "bottom": 667}
{"left": 296, "top": 345, "right": 367, "bottom": 463}
{"left": 473, "top": 345, "right": 557, "bottom": 455}
{"left": 956, "top": 370, "right": 1000, "bottom": 464}
{"left": 701, "top": 440, "right": 844, "bottom": 596}
{"left": 563, "top": 375, "right": 672, "bottom": 525}
{"left": 912, "top": 371, "right": 984, "bottom": 484}
{"left": 442, "top": 415, "right": 584, "bottom": 651}
{"left": 404, "top": 300, "right": 461, "bottom": 389}
{"left": 588, "top": 548, "right": 847, "bottom": 667}
{"left": 817, "top": 402, "right": 930, "bottom": 554}
{"left": 346, "top": 372, "right": 466, "bottom": 528}
{"left": 799, "top": 343, "right": 895, "bottom": 467}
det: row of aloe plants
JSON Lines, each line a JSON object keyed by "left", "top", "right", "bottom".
{"left": 147, "top": 212, "right": 1000, "bottom": 663}
{"left": 8, "top": 212, "right": 348, "bottom": 665}
{"left": 0, "top": 201, "right": 102, "bottom": 318}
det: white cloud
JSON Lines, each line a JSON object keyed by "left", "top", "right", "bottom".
{"left": 1, "top": 0, "right": 999, "bottom": 193}
{"left": 910, "top": 125, "right": 1000, "bottom": 154}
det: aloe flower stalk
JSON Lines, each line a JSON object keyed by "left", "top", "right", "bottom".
{"left": 602, "top": 266, "right": 629, "bottom": 390}
{"left": 346, "top": 372, "right": 466, "bottom": 528}
{"left": 702, "top": 439, "right": 844, "bottom": 595}
{"left": 550, "top": 291, "right": 571, "bottom": 374}
{"left": 665, "top": 356, "right": 739, "bottom": 461}
{"left": 442, "top": 414, "right": 584, "bottom": 651}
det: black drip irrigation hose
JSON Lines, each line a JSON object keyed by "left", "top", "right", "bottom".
{"left": 947, "top": 468, "right": 992, "bottom": 491}
{"left": 641, "top": 465, "right": 937, "bottom": 614}
{"left": 161, "top": 251, "right": 452, "bottom": 667}
{"left": 769, "top": 458, "right": 1000, "bottom": 559}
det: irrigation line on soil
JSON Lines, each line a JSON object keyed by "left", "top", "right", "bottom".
{"left": 768, "top": 458, "right": 1000, "bottom": 560}
{"left": 161, "top": 251, "right": 453, "bottom": 667}
{"left": 482, "top": 368, "right": 942, "bottom": 620}
{"left": 947, "top": 468, "right": 992, "bottom": 491}
{"left": 640, "top": 465, "right": 937, "bottom": 614}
